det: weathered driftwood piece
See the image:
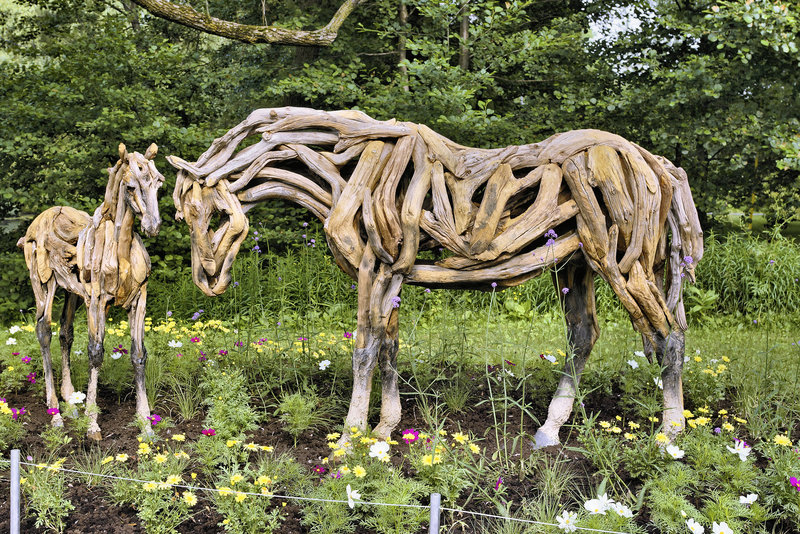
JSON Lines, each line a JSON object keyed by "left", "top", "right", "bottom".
{"left": 18, "top": 144, "right": 164, "bottom": 439}
{"left": 169, "top": 108, "right": 703, "bottom": 446}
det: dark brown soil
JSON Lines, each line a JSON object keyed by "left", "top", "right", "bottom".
{"left": 0, "top": 375, "right": 607, "bottom": 534}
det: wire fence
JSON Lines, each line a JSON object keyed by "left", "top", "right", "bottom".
{"left": 1, "top": 451, "right": 632, "bottom": 534}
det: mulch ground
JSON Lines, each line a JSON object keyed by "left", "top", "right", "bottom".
{"left": 0, "top": 374, "right": 611, "bottom": 533}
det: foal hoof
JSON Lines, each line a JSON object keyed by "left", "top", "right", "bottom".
{"left": 532, "top": 428, "right": 560, "bottom": 449}
{"left": 87, "top": 430, "right": 103, "bottom": 442}
{"left": 51, "top": 414, "right": 65, "bottom": 428}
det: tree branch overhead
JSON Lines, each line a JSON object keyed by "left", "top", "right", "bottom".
{"left": 129, "top": 0, "right": 363, "bottom": 46}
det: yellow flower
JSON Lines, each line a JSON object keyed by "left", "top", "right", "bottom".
{"left": 438, "top": 429, "right": 448, "bottom": 436}
{"left": 326, "top": 433, "right": 341, "bottom": 440}
{"left": 154, "top": 454, "right": 168, "bottom": 464}
{"left": 697, "top": 407, "right": 710, "bottom": 414}
{"left": 333, "top": 449, "right": 347, "bottom": 458}
{"left": 693, "top": 356, "right": 702, "bottom": 362}
{"left": 261, "top": 445, "right": 274, "bottom": 452}
{"left": 191, "top": 473, "right": 197, "bottom": 479}
{"left": 655, "top": 433, "right": 669, "bottom": 444}
{"left": 773, "top": 434, "right": 792, "bottom": 446}
{"left": 628, "top": 422, "right": 640, "bottom": 429}
{"left": 469, "top": 443, "right": 480, "bottom": 454}
{"left": 171, "top": 434, "right": 186, "bottom": 442}
{"left": 261, "top": 487, "right": 273, "bottom": 496}
{"left": 615, "top": 415, "right": 622, "bottom": 421}
{"left": 648, "top": 416, "right": 659, "bottom": 423}
{"left": 226, "top": 440, "right": 240, "bottom": 448}
{"left": 174, "top": 451, "right": 190, "bottom": 460}
{"left": 422, "top": 455, "right": 433, "bottom": 466}
{"left": 340, "top": 465, "right": 351, "bottom": 475}
{"left": 721, "top": 356, "right": 730, "bottom": 362}
{"left": 230, "top": 474, "right": 244, "bottom": 485}
{"left": 611, "top": 426, "right": 622, "bottom": 434}
{"left": 218, "top": 486, "right": 233, "bottom": 496}
{"left": 143, "top": 482, "right": 158, "bottom": 491}
{"left": 722, "top": 422, "right": 735, "bottom": 432}
{"left": 624, "top": 432, "right": 637, "bottom": 440}
{"left": 453, "top": 432, "right": 468, "bottom": 444}
{"left": 101, "top": 456, "right": 114, "bottom": 465}
{"left": 682, "top": 410, "right": 694, "bottom": 419}
{"left": 183, "top": 492, "right": 198, "bottom": 506}
{"left": 734, "top": 417, "right": 747, "bottom": 424}
{"left": 718, "top": 409, "right": 728, "bottom": 415}
{"left": 353, "top": 465, "right": 366, "bottom": 478}
{"left": 235, "top": 492, "right": 246, "bottom": 502}
{"left": 138, "top": 443, "right": 152, "bottom": 455}
{"left": 716, "top": 364, "right": 727, "bottom": 373}
{"left": 350, "top": 426, "right": 360, "bottom": 434}
{"left": 387, "top": 439, "right": 398, "bottom": 446}
{"left": 695, "top": 417, "right": 710, "bottom": 426}
{"left": 599, "top": 421, "right": 611, "bottom": 429}
{"left": 165, "top": 475, "right": 182, "bottom": 485}
{"left": 244, "top": 443, "right": 260, "bottom": 451}
{"left": 115, "top": 453, "right": 129, "bottom": 462}
{"left": 256, "top": 475, "right": 272, "bottom": 486}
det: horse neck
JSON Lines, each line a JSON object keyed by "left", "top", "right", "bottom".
{"left": 94, "top": 162, "right": 136, "bottom": 242}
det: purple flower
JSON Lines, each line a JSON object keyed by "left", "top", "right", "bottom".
{"left": 684, "top": 256, "right": 693, "bottom": 265}
{"left": 202, "top": 428, "right": 216, "bottom": 436}
{"left": 166, "top": 311, "right": 173, "bottom": 317}
{"left": 298, "top": 337, "right": 308, "bottom": 341}
{"left": 714, "top": 427, "right": 722, "bottom": 434}
{"left": 252, "top": 245, "right": 261, "bottom": 253}
{"left": 331, "top": 470, "right": 342, "bottom": 479}
{"left": 26, "top": 372, "right": 36, "bottom": 384}
{"left": 191, "top": 337, "right": 201, "bottom": 343}
{"left": 11, "top": 407, "right": 26, "bottom": 421}
{"left": 21, "top": 356, "right": 31, "bottom": 364}
{"left": 198, "top": 355, "right": 207, "bottom": 362}
{"left": 234, "top": 341, "right": 244, "bottom": 347}
{"left": 425, "top": 288, "right": 431, "bottom": 293}
{"left": 147, "top": 414, "right": 162, "bottom": 426}
{"left": 313, "top": 465, "right": 326, "bottom": 475}
{"left": 491, "top": 282, "right": 497, "bottom": 288}
{"left": 791, "top": 476, "right": 800, "bottom": 492}
{"left": 47, "top": 407, "right": 60, "bottom": 416}
{"left": 112, "top": 344, "right": 128, "bottom": 355}
{"left": 344, "top": 332, "right": 353, "bottom": 339}
{"left": 191, "top": 309, "right": 204, "bottom": 321}
{"left": 233, "top": 281, "right": 239, "bottom": 287}
{"left": 562, "top": 287, "right": 570, "bottom": 295}
{"left": 302, "top": 222, "right": 308, "bottom": 228}
{"left": 391, "top": 296, "right": 401, "bottom": 308}
{"left": 504, "top": 359, "right": 516, "bottom": 366}
{"left": 219, "top": 349, "right": 228, "bottom": 356}
{"left": 351, "top": 284, "right": 356, "bottom": 290}
{"left": 495, "top": 476, "right": 503, "bottom": 490}
{"left": 545, "top": 229, "right": 558, "bottom": 239}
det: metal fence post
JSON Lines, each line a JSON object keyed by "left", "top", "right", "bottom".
{"left": 10, "top": 448, "right": 20, "bottom": 534}
{"left": 429, "top": 492, "right": 441, "bottom": 534}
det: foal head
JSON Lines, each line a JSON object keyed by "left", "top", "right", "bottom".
{"left": 118, "top": 143, "right": 164, "bottom": 237}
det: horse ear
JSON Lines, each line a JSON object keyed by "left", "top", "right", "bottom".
{"left": 145, "top": 143, "right": 158, "bottom": 160}
{"left": 119, "top": 143, "right": 128, "bottom": 161}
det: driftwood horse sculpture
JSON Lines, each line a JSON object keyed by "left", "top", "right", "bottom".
{"left": 169, "top": 108, "right": 703, "bottom": 446}
{"left": 18, "top": 144, "right": 164, "bottom": 439}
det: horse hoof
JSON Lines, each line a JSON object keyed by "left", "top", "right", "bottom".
{"left": 532, "top": 428, "right": 560, "bottom": 449}
{"left": 87, "top": 431, "right": 102, "bottom": 441}
{"left": 52, "top": 415, "right": 64, "bottom": 428}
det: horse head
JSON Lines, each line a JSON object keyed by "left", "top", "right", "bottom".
{"left": 168, "top": 161, "right": 249, "bottom": 297}
{"left": 118, "top": 143, "right": 164, "bottom": 238}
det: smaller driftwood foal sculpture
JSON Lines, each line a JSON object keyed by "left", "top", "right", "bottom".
{"left": 169, "top": 108, "right": 703, "bottom": 446}
{"left": 18, "top": 144, "right": 164, "bottom": 439}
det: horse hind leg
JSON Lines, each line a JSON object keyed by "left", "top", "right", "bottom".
{"left": 533, "top": 259, "right": 599, "bottom": 448}
{"left": 373, "top": 307, "right": 401, "bottom": 440}
{"left": 33, "top": 276, "right": 64, "bottom": 427}
{"left": 58, "top": 292, "right": 79, "bottom": 400}
{"left": 655, "top": 328, "right": 686, "bottom": 438}
{"left": 85, "top": 298, "right": 107, "bottom": 441}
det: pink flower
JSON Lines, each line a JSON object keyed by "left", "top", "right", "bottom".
{"left": 219, "top": 349, "right": 228, "bottom": 356}
{"left": 402, "top": 428, "right": 419, "bottom": 444}
{"left": 47, "top": 407, "right": 60, "bottom": 415}
{"left": 202, "top": 428, "right": 216, "bottom": 436}
{"left": 21, "top": 356, "right": 31, "bottom": 363}
{"left": 147, "top": 414, "right": 162, "bottom": 426}
{"left": 791, "top": 476, "right": 800, "bottom": 492}
{"left": 495, "top": 476, "right": 503, "bottom": 490}
{"left": 190, "top": 337, "right": 200, "bottom": 343}
{"left": 343, "top": 332, "right": 353, "bottom": 339}
{"left": 313, "top": 465, "right": 326, "bottom": 475}
{"left": 26, "top": 372, "right": 36, "bottom": 383}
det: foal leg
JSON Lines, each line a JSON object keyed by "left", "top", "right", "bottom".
{"left": 373, "top": 307, "right": 401, "bottom": 440}
{"left": 85, "top": 298, "right": 107, "bottom": 440}
{"left": 533, "top": 260, "right": 599, "bottom": 448}
{"left": 128, "top": 286, "right": 152, "bottom": 427}
{"left": 58, "top": 292, "right": 79, "bottom": 401}
{"left": 34, "top": 277, "right": 63, "bottom": 426}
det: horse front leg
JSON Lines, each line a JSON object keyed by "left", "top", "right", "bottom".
{"left": 58, "top": 292, "right": 79, "bottom": 401}
{"left": 656, "top": 328, "right": 686, "bottom": 439}
{"left": 534, "top": 260, "right": 599, "bottom": 448}
{"left": 128, "top": 285, "right": 152, "bottom": 429}
{"left": 85, "top": 297, "right": 107, "bottom": 440}
{"left": 373, "top": 306, "right": 401, "bottom": 440}
{"left": 33, "top": 277, "right": 63, "bottom": 427}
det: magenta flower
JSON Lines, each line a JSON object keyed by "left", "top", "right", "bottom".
{"left": 147, "top": 414, "right": 162, "bottom": 426}
{"left": 331, "top": 470, "right": 342, "bottom": 479}
{"left": 343, "top": 332, "right": 353, "bottom": 339}
{"left": 234, "top": 341, "right": 244, "bottom": 347}
{"left": 313, "top": 465, "right": 326, "bottom": 475}
{"left": 26, "top": 372, "right": 36, "bottom": 383}
{"left": 504, "top": 359, "right": 516, "bottom": 366}
{"left": 11, "top": 407, "right": 26, "bottom": 421}
{"left": 298, "top": 337, "right": 308, "bottom": 341}
{"left": 791, "top": 476, "right": 800, "bottom": 492}
{"left": 190, "top": 337, "right": 200, "bottom": 343}
{"left": 402, "top": 428, "right": 419, "bottom": 444}
{"left": 202, "top": 428, "right": 216, "bottom": 436}
{"left": 219, "top": 349, "right": 228, "bottom": 356}
{"left": 495, "top": 476, "right": 503, "bottom": 490}
{"left": 21, "top": 356, "right": 31, "bottom": 364}
{"left": 47, "top": 407, "right": 60, "bottom": 415}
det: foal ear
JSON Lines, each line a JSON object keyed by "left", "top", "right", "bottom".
{"left": 119, "top": 143, "right": 128, "bottom": 161}
{"left": 145, "top": 143, "right": 158, "bottom": 160}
